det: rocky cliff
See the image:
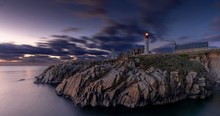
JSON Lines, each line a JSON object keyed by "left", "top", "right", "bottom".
{"left": 178, "top": 49, "right": 220, "bottom": 87}
{"left": 35, "top": 54, "right": 215, "bottom": 108}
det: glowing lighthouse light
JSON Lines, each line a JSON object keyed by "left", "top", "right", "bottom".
{"left": 145, "top": 32, "right": 149, "bottom": 39}
{"left": 144, "top": 32, "right": 150, "bottom": 54}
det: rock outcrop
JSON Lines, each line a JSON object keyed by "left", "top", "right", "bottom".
{"left": 119, "top": 48, "right": 144, "bottom": 59}
{"left": 35, "top": 60, "right": 115, "bottom": 84}
{"left": 35, "top": 54, "right": 215, "bottom": 108}
{"left": 180, "top": 50, "right": 220, "bottom": 87}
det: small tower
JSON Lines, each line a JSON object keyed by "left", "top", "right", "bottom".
{"left": 144, "top": 32, "right": 150, "bottom": 54}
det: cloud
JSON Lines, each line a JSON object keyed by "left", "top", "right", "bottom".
{"left": 21, "top": 55, "right": 62, "bottom": 63}
{"left": 177, "top": 36, "right": 191, "bottom": 40}
{"left": 202, "top": 34, "right": 220, "bottom": 42}
{"left": 51, "top": 34, "right": 88, "bottom": 44}
{"left": 98, "top": 20, "right": 146, "bottom": 36}
{"left": 57, "top": 0, "right": 108, "bottom": 19}
{"left": 73, "top": 0, "right": 107, "bottom": 18}
{"left": 58, "top": 0, "right": 182, "bottom": 38}
{"left": 88, "top": 19, "right": 172, "bottom": 53}
{"left": 0, "top": 35, "right": 111, "bottom": 63}
{"left": 210, "top": 16, "right": 220, "bottom": 31}
{"left": 0, "top": 43, "right": 54, "bottom": 55}
{"left": 134, "top": 0, "right": 182, "bottom": 36}
{"left": 0, "top": 54, "right": 20, "bottom": 61}
{"left": 38, "top": 36, "right": 109, "bottom": 55}
{"left": 84, "top": 20, "right": 145, "bottom": 52}
{"left": 91, "top": 35, "right": 143, "bottom": 52}
{"left": 62, "top": 27, "right": 81, "bottom": 33}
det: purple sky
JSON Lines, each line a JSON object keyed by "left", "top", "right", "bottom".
{"left": 0, "top": 0, "right": 220, "bottom": 64}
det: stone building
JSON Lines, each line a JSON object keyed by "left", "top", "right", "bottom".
{"left": 175, "top": 42, "right": 208, "bottom": 53}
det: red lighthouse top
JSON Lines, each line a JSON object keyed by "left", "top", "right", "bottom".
{"left": 145, "top": 32, "right": 149, "bottom": 39}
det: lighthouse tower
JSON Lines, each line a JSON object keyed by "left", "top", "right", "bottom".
{"left": 144, "top": 32, "right": 150, "bottom": 54}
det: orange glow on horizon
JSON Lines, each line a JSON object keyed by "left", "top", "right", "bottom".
{"left": 24, "top": 54, "right": 35, "bottom": 58}
{"left": 0, "top": 29, "right": 39, "bottom": 46}
{"left": 48, "top": 55, "right": 61, "bottom": 59}
{"left": 69, "top": 55, "right": 78, "bottom": 60}
{"left": 85, "top": 54, "right": 96, "bottom": 57}
{"left": 0, "top": 59, "right": 21, "bottom": 63}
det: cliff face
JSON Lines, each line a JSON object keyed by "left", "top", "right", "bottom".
{"left": 35, "top": 55, "right": 215, "bottom": 108}
{"left": 183, "top": 50, "right": 220, "bottom": 86}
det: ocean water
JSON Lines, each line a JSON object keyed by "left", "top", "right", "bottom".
{"left": 0, "top": 66, "right": 220, "bottom": 116}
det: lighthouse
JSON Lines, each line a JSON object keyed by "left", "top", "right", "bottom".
{"left": 144, "top": 32, "right": 150, "bottom": 54}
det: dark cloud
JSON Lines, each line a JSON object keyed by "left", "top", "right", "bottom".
{"left": 62, "top": 27, "right": 80, "bottom": 33}
{"left": 73, "top": 0, "right": 107, "bottom": 18}
{"left": 51, "top": 34, "right": 87, "bottom": 43}
{"left": 0, "top": 36, "right": 111, "bottom": 63}
{"left": 57, "top": 0, "right": 108, "bottom": 19}
{"left": 98, "top": 21, "right": 146, "bottom": 36}
{"left": 0, "top": 43, "right": 59, "bottom": 63}
{"left": 177, "top": 36, "right": 191, "bottom": 40}
{"left": 88, "top": 19, "right": 168, "bottom": 53}
{"left": 0, "top": 54, "right": 20, "bottom": 61}
{"left": 84, "top": 20, "right": 145, "bottom": 52}
{"left": 202, "top": 34, "right": 220, "bottom": 42}
{"left": 59, "top": 0, "right": 182, "bottom": 39}
{"left": 38, "top": 37, "right": 109, "bottom": 56}
{"left": 91, "top": 35, "right": 143, "bottom": 52}
{"left": 210, "top": 16, "right": 220, "bottom": 31}
{"left": 0, "top": 43, "right": 54, "bottom": 55}
{"left": 21, "top": 55, "right": 61, "bottom": 63}
{"left": 51, "top": 22, "right": 147, "bottom": 54}
{"left": 135, "top": 0, "right": 182, "bottom": 36}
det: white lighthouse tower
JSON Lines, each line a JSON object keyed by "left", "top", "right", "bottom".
{"left": 144, "top": 32, "right": 150, "bottom": 54}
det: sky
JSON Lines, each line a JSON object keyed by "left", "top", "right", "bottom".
{"left": 0, "top": 0, "right": 220, "bottom": 64}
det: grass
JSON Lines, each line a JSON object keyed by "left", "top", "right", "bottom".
{"left": 178, "top": 54, "right": 190, "bottom": 60}
{"left": 129, "top": 54, "right": 206, "bottom": 73}
{"left": 176, "top": 49, "right": 220, "bottom": 60}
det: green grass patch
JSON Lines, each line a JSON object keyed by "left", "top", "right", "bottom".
{"left": 178, "top": 54, "right": 190, "bottom": 60}
{"left": 129, "top": 54, "right": 206, "bottom": 73}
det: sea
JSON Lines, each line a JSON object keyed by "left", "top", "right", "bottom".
{"left": 0, "top": 66, "right": 220, "bottom": 116}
